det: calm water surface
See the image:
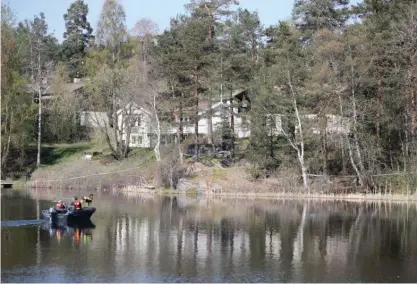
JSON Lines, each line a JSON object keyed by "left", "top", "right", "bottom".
{"left": 1, "top": 189, "right": 417, "bottom": 283}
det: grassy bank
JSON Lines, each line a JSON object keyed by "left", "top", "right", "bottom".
{"left": 28, "top": 141, "right": 156, "bottom": 190}
{"left": 20, "top": 141, "right": 417, "bottom": 202}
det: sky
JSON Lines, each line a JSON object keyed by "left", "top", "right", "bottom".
{"left": 8, "top": 0, "right": 298, "bottom": 42}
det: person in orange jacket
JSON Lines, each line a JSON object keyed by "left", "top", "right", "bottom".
{"left": 71, "top": 196, "right": 82, "bottom": 210}
{"left": 55, "top": 200, "right": 66, "bottom": 212}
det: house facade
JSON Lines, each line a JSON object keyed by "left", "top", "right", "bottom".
{"left": 117, "top": 104, "right": 153, "bottom": 148}
{"left": 79, "top": 111, "right": 109, "bottom": 128}
{"left": 295, "top": 114, "right": 351, "bottom": 135}
{"left": 113, "top": 90, "right": 351, "bottom": 149}
{"left": 116, "top": 90, "right": 257, "bottom": 149}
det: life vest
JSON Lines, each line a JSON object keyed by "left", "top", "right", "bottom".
{"left": 74, "top": 200, "right": 81, "bottom": 210}
{"left": 55, "top": 202, "right": 63, "bottom": 210}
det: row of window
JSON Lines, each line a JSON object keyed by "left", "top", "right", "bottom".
{"left": 130, "top": 135, "right": 143, "bottom": 145}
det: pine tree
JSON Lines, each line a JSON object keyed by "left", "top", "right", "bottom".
{"left": 61, "top": 0, "right": 94, "bottom": 79}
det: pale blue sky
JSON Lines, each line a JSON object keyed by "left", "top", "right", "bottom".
{"left": 8, "top": 0, "right": 296, "bottom": 42}
{"left": 8, "top": 0, "right": 360, "bottom": 42}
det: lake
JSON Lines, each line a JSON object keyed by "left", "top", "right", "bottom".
{"left": 1, "top": 189, "right": 417, "bottom": 282}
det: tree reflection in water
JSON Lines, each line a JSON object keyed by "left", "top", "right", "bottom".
{"left": 1, "top": 190, "right": 417, "bottom": 282}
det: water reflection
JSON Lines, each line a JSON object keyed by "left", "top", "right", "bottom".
{"left": 41, "top": 221, "right": 95, "bottom": 245}
{"left": 1, "top": 190, "right": 417, "bottom": 282}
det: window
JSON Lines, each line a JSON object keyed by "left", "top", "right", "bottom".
{"left": 128, "top": 114, "right": 141, "bottom": 127}
{"left": 181, "top": 116, "right": 191, "bottom": 122}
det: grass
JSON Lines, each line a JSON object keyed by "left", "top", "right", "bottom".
{"left": 212, "top": 167, "right": 228, "bottom": 180}
{"left": 18, "top": 137, "right": 417, "bottom": 202}
{"left": 40, "top": 143, "right": 92, "bottom": 166}
{"left": 28, "top": 139, "right": 157, "bottom": 191}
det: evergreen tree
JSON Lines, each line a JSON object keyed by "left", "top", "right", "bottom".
{"left": 61, "top": 0, "right": 94, "bottom": 79}
{"left": 293, "top": 0, "right": 350, "bottom": 42}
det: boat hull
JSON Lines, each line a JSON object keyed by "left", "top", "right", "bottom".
{"left": 42, "top": 207, "right": 96, "bottom": 225}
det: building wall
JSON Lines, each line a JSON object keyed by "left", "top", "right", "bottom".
{"left": 121, "top": 105, "right": 350, "bottom": 149}
{"left": 294, "top": 114, "right": 351, "bottom": 135}
{"left": 118, "top": 108, "right": 152, "bottom": 148}
{"left": 79, "top": 111, "right": 109, "bottom": 128}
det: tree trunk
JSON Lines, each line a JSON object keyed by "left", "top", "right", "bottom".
{"left": 376, "top": 69, "right": 382, "bottom": 138}
{"left": 287, "top": 68, "right": 308, "bottom": 191}
{"left": 207, "top": 95, "right": 213, "bottom": 144}
{"left": 409, "top": 48, "right": 416, "bottom": 136}
{"left": 348, "top": 49, "right": 366, "bottom": 185}
{"left": 1, "top": 131, "right": 12, "bottom": 173}
{"left": 338, "top": 93, "right": 361, "bottom": 183}
{"left": 340, "top": 134, "right": 346, "bottom": 174}
{"left": 123, "top": 115, "right": 132, "bottom": 159}
{"left": 298, "top": 151, "right": 308, "bottom": 192}
{"left": 251, "top": 37, "right": 257, "bottom": 62}
{"left": 194, "top": 75, "right": 199, "bottom": 160}
{"left": 112, "top": 68, "right": 119, "bottom": 158}
{"left": 269, "top": 120, "right": 274, "bottom": 159}
{"left": 320, "top": 115, "right": 328, "bottom": 177}
{"left": 352, "top": 86, "right": 366, "bottom": 174}
{"left": 153, "top": 91, "right": 161, "bottom": 163}
{"left": 1, "top": 103, "right": 12, "bottom": 171}
{"left": 179, "top": 92, "right": 184, "bottom": 143}
{"left": 36, "top": 48, "right": 42, "bottom": 167}
{"left": 229, "top": 88, "right": 235, "bottom": 158}
{"left": 37, "top": 89, "right": 42, "bottom": 167}
{"left": 206, "top": 11, "right": 213, "bottom": 145}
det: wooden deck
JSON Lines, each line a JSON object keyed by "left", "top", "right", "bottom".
{"left": 1, "top": 180, "right": 14, "bottom": 189}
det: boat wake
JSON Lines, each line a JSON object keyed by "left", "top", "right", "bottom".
{"left": 1, "top": 219, "right": 45, "bottom": 227}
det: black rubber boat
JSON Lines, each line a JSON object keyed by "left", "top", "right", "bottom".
{"left": 42, "top": 204, "right": 96, "bottom": 225}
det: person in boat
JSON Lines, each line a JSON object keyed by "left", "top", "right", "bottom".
{"left": 55, "top": 200, "right": 67, "bottom": 212}
{"left": 71, "top": 196, "right": 82, "bottom": 211}
{"left": 82, "top": 194, "right": 94, "bottom": 207}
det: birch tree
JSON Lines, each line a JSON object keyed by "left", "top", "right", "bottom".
{"left": 22, "top": 13, "right": 59, "bottom": 167}
{"left": 87, "top": 0, "right": 133, "bottom": 159}
{"left": 258, "top": 21, "right": 310, "bottom": 190}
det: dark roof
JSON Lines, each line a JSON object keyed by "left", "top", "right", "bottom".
{"left": 27, "top": 82, "right": 85, "bottom": 95}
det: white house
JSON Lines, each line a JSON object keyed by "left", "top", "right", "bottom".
{"left": 116, "top": 90, "right": 258, "bottom": 149}
{"left": 116, "top": 103, "right": 153, "bottom": 148}
{"left": 114, "top": 90, "right": 351, "bottom": 149}
{"left": 79, "top": 111, "right": 109, "bottom": 128}
{"left": 295, "top": 114, "right": 351, "bottom": 135}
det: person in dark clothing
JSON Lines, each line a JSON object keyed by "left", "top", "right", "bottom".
{"left": 82, "top": 194, "right": 94, "bottom": 207}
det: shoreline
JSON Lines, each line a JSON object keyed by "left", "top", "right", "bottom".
{"left": 11, "top": 181, "right": 417, "bottom": 203}
{"left": 120, "top": 187, "right": 417, "bottom": 203}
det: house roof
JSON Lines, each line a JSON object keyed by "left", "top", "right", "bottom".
{"left": 27, "top": 81, "right": 85, "bottom": 98}
{"left": 198, "top": 89, "right": 246, "bottom": 116}
{"left": 116, "top": 89, "right": 247, "bottom": 118}
{"left": 116, "top": 102, "right": 152, "bottom": 116}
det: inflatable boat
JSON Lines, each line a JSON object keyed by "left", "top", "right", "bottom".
{"left": 42, "top": 202, "right": 96, "bottom": 225}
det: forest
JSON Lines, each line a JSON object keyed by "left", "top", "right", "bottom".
{"left": 1, "top": 0, "right": 416, "bottom": 192}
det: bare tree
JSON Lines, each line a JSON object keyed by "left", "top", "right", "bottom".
{"left": 277, "top": 69, "right": 309, "bottom": 191}
{"left": 131, "top": 18, "right": 158, "bottom": 64}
